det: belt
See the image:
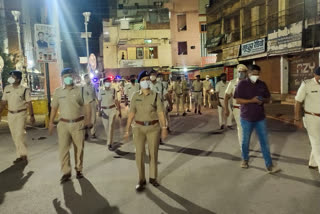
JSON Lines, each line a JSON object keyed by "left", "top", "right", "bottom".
{"left": 233, "top": 106, "right": 240, "bottom": 109}
{"left": 305, "top": 111, "right": 320, "bottom": 117}
{"left": 219, "top": 97, "right": 224, "bottom": 100}
{"left": 101, "top": 104, "right": 116, "bottom": 109}
{"left": 60, "top": 116, "right": 85, "bottom": 123}
{"left": 8, "top": 108, "right": 27, "bottom": 114}
{"left": 193, "top": 91, "right": 201, "bottom": 92}
{"left": 135, "top": 120, "right": 159, "bottom": 126}
{"left": 177, "top": 93, "right": 183, "bottom": 96}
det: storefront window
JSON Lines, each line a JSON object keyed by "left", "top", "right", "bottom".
{"left": 148, "top": 47, "right": 158, "bottom": 59}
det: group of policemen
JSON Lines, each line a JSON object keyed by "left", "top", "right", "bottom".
{"left": 0, "top": 65, "right": 320, "bottom": 192}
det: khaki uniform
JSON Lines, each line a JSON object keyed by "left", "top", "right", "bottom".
{"left": 124, "top": 83, "right": 140, "bottom": 103}
{"left": 216, "top": 81, "right": 233, "bottom": 127}
{"left": 130, "top": 90, "right": 164, "bottom": 181}
{"left": 150, "top": 81, "right": 170, "bottom": 126}
{"left": 2, "top": 85, "right": 30, "bottom": 157}
{"left": 203, "top": 80, "right": 212, "bottom": 107}
{"left": 182, "top": 80, "right": 190, "bottom": 110}
{"left": 173, "top": 81, "right": 185, "bottom": 114}
{"left": 83, "top": 84, "right": 97, "bottom": 136}
{"left": 98, "top": 88, "right": 117, "bottom": 146}
{"left": 112, "top": 82, "right": 122, "bottom": 101}
{"left": 52, "top": 86, "right": 91, "bottom": 175}
{"left": 295, "top": 78, "right": 320, "bottom": 173}
{"left": 192, "top": 80, "right": 203, "bottom": 105}
{"left": 226, "top": 79, "right": 241, "bottom": 146}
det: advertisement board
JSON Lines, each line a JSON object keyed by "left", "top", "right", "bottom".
{"left": 241, "top": 38, "right": 266, "bottom": 56}
{"left": 34, "top": 24, "right": 57, "bottom": 63}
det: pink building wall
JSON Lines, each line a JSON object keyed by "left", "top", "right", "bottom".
{"left": 167, "top": 0, "right": 201, "bottom": 67}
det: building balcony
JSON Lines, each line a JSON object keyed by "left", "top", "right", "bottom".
{"left": 118, "top": 29, "right": 171, "bottom": 40}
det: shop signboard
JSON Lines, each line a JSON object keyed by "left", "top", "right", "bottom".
{"left": 34, "top": 24, "right": 57, "bottom": 63}
{"left": 289, "top": 53, "right": 319, "bottom": 94}
{"left": 223, "top": 45, "right": 240, "bottom": 60}
{"left": 241, "top": 38, "right": 266, "bottom": 56}
{"left": 120, "top": 59, "right": 144, "bottom": 68}
{"left": 268, "top": 21, "right": 303, "bottom": 55}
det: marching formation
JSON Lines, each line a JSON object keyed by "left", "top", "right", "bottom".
{"left": 0, "top": 65, "right": 320, "bottom": 193}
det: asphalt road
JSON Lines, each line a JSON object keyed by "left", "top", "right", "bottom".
{"left": 0, "top": 108, "right": 319, "bottom": 214}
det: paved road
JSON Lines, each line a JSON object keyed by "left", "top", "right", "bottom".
{"left": 0, "top": 108, "right": 319, "bottom": 214}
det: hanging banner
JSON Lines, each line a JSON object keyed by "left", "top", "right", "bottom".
{"left": 268, "top": 21, "right": 303, "bottom": 55}
{"left": 34, "top": 24, "right": 57, "bottom": 63}
{"left": 241, "top": 38, "right": 266, "bottom": 56}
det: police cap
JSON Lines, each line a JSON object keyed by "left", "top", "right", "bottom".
{"left": 137, "top": 70, "right": 149, "bottom": 83}
{"left": 9, "top": 70, "right": 22, "bottom": 80}
{"left": 61, "top": 68, "right": 74, "bottom": 76}
{"left": 315, "top": 67, "right": 320, "bottom": 75}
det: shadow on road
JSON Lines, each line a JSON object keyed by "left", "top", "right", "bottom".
{"left": 145, "top": 185, "right": 216, "bottom": 214}
{"left": 0, "top": 163, "right": 33, "bottom": 204}
{"left": 53, "top": 178, "right": 121, "bottom": 214}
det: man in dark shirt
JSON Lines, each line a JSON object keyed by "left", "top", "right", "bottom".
{"left": 234, "top": 64, "right": 280, "bottom": 173}
{"left": 37, "top": 32, "right": 48, "bottom": 49}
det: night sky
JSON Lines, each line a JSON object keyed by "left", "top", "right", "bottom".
{"left": 57, "top": 0, "right": 112, "bottom": 68}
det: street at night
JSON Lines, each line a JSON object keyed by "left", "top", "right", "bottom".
{"left": 0, "top": 109, "right": 319, "bottom": 214}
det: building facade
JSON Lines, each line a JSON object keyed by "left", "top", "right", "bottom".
{"left": 206, "top": 0, "right": 320, "bottom": 101}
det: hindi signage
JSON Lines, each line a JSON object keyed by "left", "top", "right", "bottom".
{"left": 241, "top": 38, "right": 266, "bottom": 56}
{"left": 268, "top": 21, "right": 303, "bottom": 55}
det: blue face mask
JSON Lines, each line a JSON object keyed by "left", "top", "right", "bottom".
{"left": 64, "top": 77, "right": 73, "bottom": 85}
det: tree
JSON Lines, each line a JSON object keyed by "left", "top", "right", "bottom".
{"left": 0, "top": 49, "right": 17, "bottom": 99}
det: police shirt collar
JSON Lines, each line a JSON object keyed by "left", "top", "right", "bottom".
{"left": 63, "top": 84, "right": 75, "bottom": 90}
{"left": 139, "top": 89, "right": 151, "bottom": 96}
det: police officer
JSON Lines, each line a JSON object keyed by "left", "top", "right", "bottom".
{"left": 98, "top": 77, "right": 121, "bottom": 151}
{"left": 216, "top": 73, "right": 233, "bottom": 130}
{"left": 124, "top": 70, "right": 167, "bottom": 192}
{"left": 225, "top": 64, "right": 248, "bottom": 148}
{"left": 295, "top": 67, "right": 320, "bottom": 173}
{"left": 124, "top": 75, "right": 140, "bottom": 106}
{"left": 173, "top": 76, "right": 186, "bottom": 116}
{"left": 192, "top": 75, "right": 203, "bottom": 114}
{"left": 182, "top": 77, "right": 191, "bottom": 112}
{"left": 203, "top": 75, "right": 213, "bottom": 108}
{"left": 0, "top": 70, "right": 35, "bottom": 164}
{"left": 83, "top": 74, "right": 98, "bottom": 140}
{"left": 49, "top": 68, "right": 92, "bottom": 183}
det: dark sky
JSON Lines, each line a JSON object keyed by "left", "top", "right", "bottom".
{"left": 57, "top": 0, "right": 113, "bottom": 68}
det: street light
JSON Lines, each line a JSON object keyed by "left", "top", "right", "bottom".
{"left": 11, "top": 10, "right": 22, "bottom": 61}
{"left": 83, "top": 12, "right": 91, "bottom": 63}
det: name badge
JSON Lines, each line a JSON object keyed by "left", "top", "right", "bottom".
{"left": 136, "top": 99, "right": 142, "bottom": 102}
{"left": 59, "top": 96, "right": 66, "bottom": 99}
{"left": 6, "top": 91, "right": 10, "bottom": 93}
{"left": 311, "top": 91, "right": 318, "bottom": 93}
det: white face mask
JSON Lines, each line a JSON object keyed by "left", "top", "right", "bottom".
{"left": 206, "top": 77, "right": 209, "bottom": 80}
{"left": 8, "top": 77, "right": 15, "bottom": 84}
{"left": 140, "top": 80, "right": 150, "bottom": 89}
{"left": 249, "top": 75, "right": 259, "bottom": 83}
{"left": 156, "top": 77, "right": 162, "bottom": 82}
{"left": 150, "top": 76, "right": 156, "bottom": 81}
{"left": 104, "top": 82, "right": 111, "bottom": 88}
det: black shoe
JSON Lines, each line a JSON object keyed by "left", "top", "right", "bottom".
{"left": 227, "top": 126, "right": 233, "bottom": 130}
{"left": 91, "top": 134, "right": 98, "bottom": 141}
{"left": 108, "top": 144, "right": 113, "bottom": 151}
{"left": 149, "top": 178, "right": 160, "bottom": 187}
{"left": 135, "top": 180, "right": 146, "bottom": 192}
{"left": 308, "top": 165, "right": 318, "bottom": 170}
{"left": 60, "top": 174, "right": 71, "bottom": 184}
{"left": 182, "top": 112, "right": 187, "bottom": 116}
{"left": 85, "top": 133, "right": 89, "bottom": 140}
{"left": 220, "top": 125, "right": 225, "bottom": 130}
{"left": 13, "top": 156, "right": 28, "bottom": 165}
{"left": 187, "top": 109, "right": 191, "bottom": 112}
{"left": 76, "top": 171, "right": 84, "bottom": 179}
{"left": 160, "top": 139, "right": 165, "bottom": 145}
{"left": 198, "top": 111, "right": 202, "bottom": 115}
{"left": 194, "top": 109, "right": 197, "bottom": 114}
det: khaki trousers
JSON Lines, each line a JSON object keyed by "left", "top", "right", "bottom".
{"left": 218, "top": 99, "right": 233, "bottom": 127}
{"left": 133, "top": 124, "right": 160, "bottom": 181}
{"left": 89, "top": 101, "right": 97, "bottom": 135}
{"left": 175, "top": 94, "right": 185, "bottom": 114}
{"left": 233, "top": 108, "right": 242, "bottom": 149}
{"left": 57, "top": 120, "right": 85, "bottom": 175}
{"left": 183, "top": 92, "right": 190, "bottom": 110}
{"left": 203, "top": 89, "right": 209, "bottom": 107}
{"left": 101, "top": 108, "right": 116, "bottom": 145}
{"left": 8, "top": 111, "right": 27, "bottom": 157}
{"left": 304, "top": 114, "right": 320, "bottom": 173}
{"left": 193, "top": 92, "right": 202, "bottom": 106}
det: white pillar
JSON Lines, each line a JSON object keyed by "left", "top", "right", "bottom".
{"left": 280, "top": 56, "right": 289, "bottom": 95}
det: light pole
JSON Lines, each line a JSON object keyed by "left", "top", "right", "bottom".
{"left": 11, "top": 10, "right": 23, "bottom": 62}
{"left": 83, "top": 12, "right": 91, "bottom": 63}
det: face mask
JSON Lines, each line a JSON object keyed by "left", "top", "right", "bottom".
{"left": 156, "top": 77, "right": 162, "bottom": 82}
{"left": 249, "top": 75, "right": 259, "bottom": 83}
{"left": 8, "top": 77, "right": 15, "bottom": 84}
{"left": 140, "top": 80, "right": 150, "bottom": 89}
{"left": 150, "top": 76, "right": 156, "bottom": 81}
{"left": 104, "top": 82, "right": 111, "bottom": 88}
{"left": 206, "top": 77, "right": 209, "bottom": 80}
{"left": 238, "top": 72, "right": 246, "bottom": 79}
{"left": 130, "top": 79, "right": 135, "bottom": 84}
{"left": 63, "top": 77, "right": 73, "bottom": 85}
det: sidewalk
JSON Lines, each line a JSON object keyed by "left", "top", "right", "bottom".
{"left": 265, "top": 102, "right": 295, "bottom": 124}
